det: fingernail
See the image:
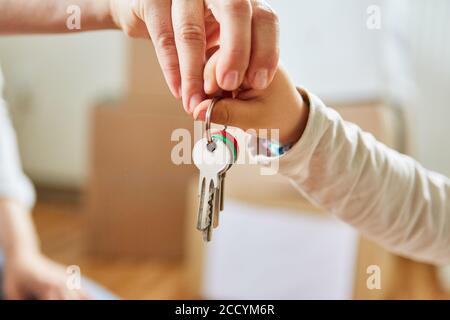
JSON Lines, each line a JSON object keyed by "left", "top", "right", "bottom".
{"left": 194, "top": 108, "right": 206, "bottom": 121}
{"left": 182, "top": 96, "right": 189, "bottom": 113}
{"left": 222, "top": 71, "right": 239, "bottom": 90}
{"left": 204, "top": 77, "right": 213, "bottom": 94}
{"left": 172, "top": 85, "right": 182, "bottom": 99}
{"left": 253, "top": 69, "right": 269, "bottom": 90}
{"left": 189, "top": 93, "right": 203, "bottom": 113}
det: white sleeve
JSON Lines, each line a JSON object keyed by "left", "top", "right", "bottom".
{"left": 0, "top": 100, "right": 35, "bottom": 209}
{"left": 250, "top": 88, "right": 450, "bottom": 265}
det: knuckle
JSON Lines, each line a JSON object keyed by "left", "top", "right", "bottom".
{"left": 261, "top": 48, "right": 280, "bottom": 69}
{"left": 253, "top": 3, "right": 279, "bottom": 25}
{"left": 227, "top": 46, "right": 248, "bottom": 60}
{"left": 123, "top": 26, "right": 141, "bottom": 38}
{"left": 177, "top": 23, "right": 205, "bottom": 44}
{"left": 222, "top": 0, "right": 252, "bottom": 16}
{"left": 156, "top": 31, "right": 177, "bottom": 52}
{"left": 183, "top": 73, "right": 204, "bottom": 84}
{"left": 162, "top": 61, "right": 180, "bottom": 74}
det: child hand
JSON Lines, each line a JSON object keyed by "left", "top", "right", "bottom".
{"left": 193, "top": 49, "right": 309, "bottom": 145}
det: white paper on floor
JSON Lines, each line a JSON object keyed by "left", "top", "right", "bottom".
{"left": 202, "top": 200, "right": 358, "bottom": 300}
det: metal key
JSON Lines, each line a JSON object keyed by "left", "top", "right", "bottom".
{"left": 211, "top": 130, "right": 239, "bottom": 229}
{"left": 213, "top": 168, "right": 229, "bottom": 228}
{"left": 212, "top": 173, "right": 226, "bottom": 229}
{"left": 211, "top": 130, "right": 238, "bottom": 217}
{"left": 193, "top": 137, "right": 234, "bottom": 242}
{"left": 219, "top": 172, "right": 226, "bottom": 212}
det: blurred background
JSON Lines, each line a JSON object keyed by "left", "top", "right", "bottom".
{"left": 0, "top": 0, "right": 449, "bottom": 299}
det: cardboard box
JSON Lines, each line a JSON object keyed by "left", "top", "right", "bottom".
{"left": 86, "top": 96, "right": 195, "bottom": 259}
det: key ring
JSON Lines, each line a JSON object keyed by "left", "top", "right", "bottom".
{"left": 205, "top": 97, "right": 227, "bottom": 151}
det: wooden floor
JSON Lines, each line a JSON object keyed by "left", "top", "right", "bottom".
{"left": 33, "top": 197, "right": 192, "bottom": 300}
{"left": 33, "top": 191, "right": 450, "bottom": 300}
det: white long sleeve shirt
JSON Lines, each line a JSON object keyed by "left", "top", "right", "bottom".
{"left": 251, "top": 89, "right": 450, "bottom": 266}
{"left": 0, "top": 69, "right": 35, "bottom": 208}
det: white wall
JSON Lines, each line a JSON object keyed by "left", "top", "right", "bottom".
{"left": 382, "top": 0, "right": 450, "bottom": 176}
{"left": 269, "top": 0, "right": 383, "bottom": 102}
{"left": 0, "top": 32, "right": 127, "bottom": 188}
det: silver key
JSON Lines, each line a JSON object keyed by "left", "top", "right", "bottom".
{"left": 203, "top": 180, "right": 216, "bottom": 241}
{"left": 219, "top": 172, "right": 226, "bottom": 212}
{"left": 193, "top": 137, "right": 234, "bottom": 242}
{"left": 212, "top": 175, "right": 222, "bottom": 229}
{"left": 212, "top": 145, "right": 235, "bottom": 228}
{"left": 213, "top": 171, "right": 226, "bottom": 228}
{"left": 211, "top": 134, "right": 238, "bottom": 229}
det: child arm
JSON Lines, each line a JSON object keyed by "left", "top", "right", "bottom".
{"left": 194, "top": 52, "right": 450, "bottom": 265}
{"left": 255, "top": 89, "right": 450, "bottom": 265}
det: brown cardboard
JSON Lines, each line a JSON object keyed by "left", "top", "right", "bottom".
{"left": 126, "top": 39, "right": 175, "bottom": 104}
{"left": 86, "top": 98, "right": 195, "bottom": 259}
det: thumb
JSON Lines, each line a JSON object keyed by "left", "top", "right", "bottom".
{"left": 193, "top": 98, "right": 259, "bottom": 131}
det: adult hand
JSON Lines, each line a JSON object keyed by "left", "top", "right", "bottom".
{"left": 3, "top": 251, "right": 90, "bottom": 300}
{"left": 0, "top": 200, "right": 89, "bottom": 300}
{"left": 109, "top": 0, "right": 280, "bottom": 113}
{"left": 193, "top": 48, "right": 308, "bottom": 145}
